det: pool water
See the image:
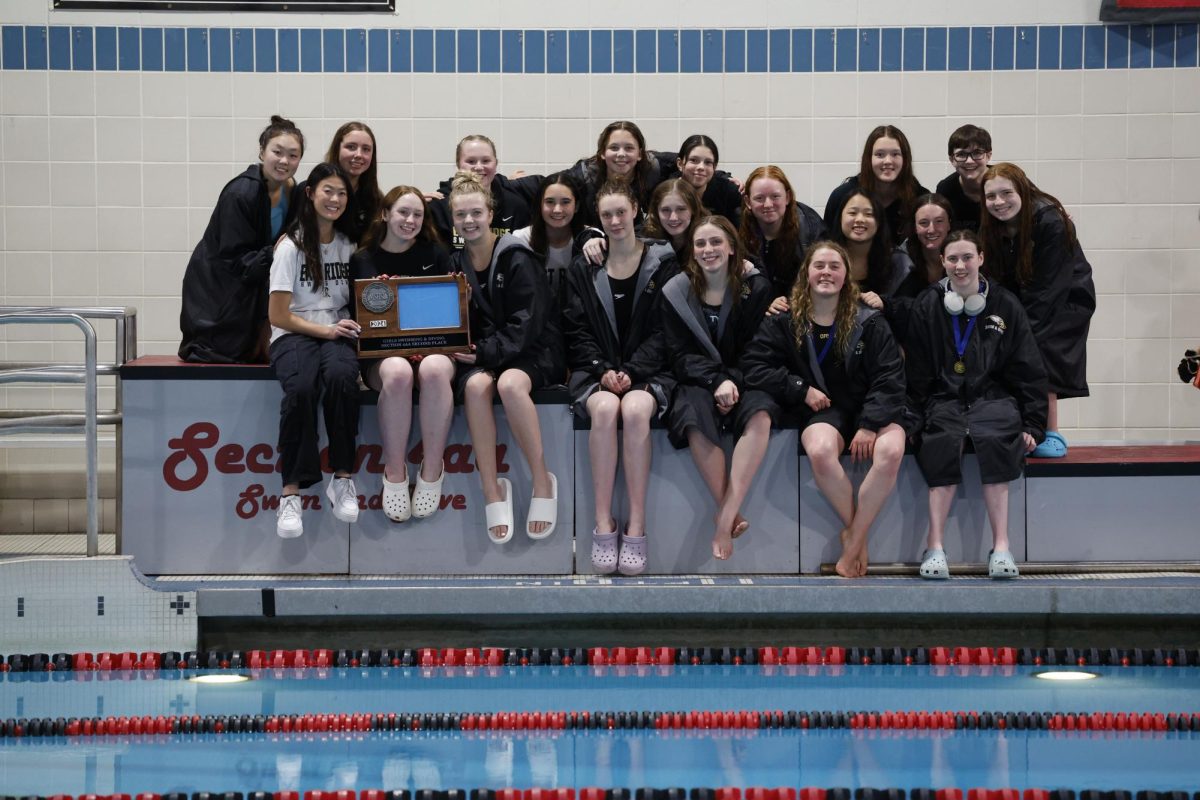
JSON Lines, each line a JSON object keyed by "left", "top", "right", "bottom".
{"left": 2, "top": 665, "right": 1198, "bottom": 794}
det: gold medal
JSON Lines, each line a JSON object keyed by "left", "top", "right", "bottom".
{"left": 953, "top": 360, "right": 966, "bottom": 374}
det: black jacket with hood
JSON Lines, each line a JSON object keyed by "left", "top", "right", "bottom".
{"left": 562, "top": 241, "right": 679, "bottom": 406}
{"left": 451, "top": 234, "right": 564, "bottom": 379}
{"left": 743, "top": 304, "right": 907, "bottom": 432}
{"left": 430, "top": 173, "right": 542, "bottom": 250}
{"left": 746, "top": 201, "right": 827, "bottom": 301}
{"left": 990, "top": 199, "right": 1096, "bottom": 398}
{"left": 660, "top": 269, "right": 774, "bottom": 391}
{"left": 565, "top": 152, "right": 673, "bottom": 229}
{"left": 904, "top": 279, "right": 1049, "bottom": 441}
{"left": 178, "top": 164, "right": 276, "bottom": 363}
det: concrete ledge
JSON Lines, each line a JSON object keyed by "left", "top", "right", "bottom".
{"left": 173, "top": 572, "right": 1200, "bottom": 621}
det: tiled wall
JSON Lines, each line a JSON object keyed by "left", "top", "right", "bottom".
{"left": 1, "top": 0, "right": 1199, "bottom": 447}
{"left": 0, "top": 555, "right": 197, "bottom": 652}
{"left": 3, "top": 22, "right": 1195, "bottom": 74}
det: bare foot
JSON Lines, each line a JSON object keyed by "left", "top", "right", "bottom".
{"left": 732, "top": 515, "right": 750, "bottom": 539}
{"left": 527, "top": 473, "right": 555, "bottom": 536}
{"left": 484, "top": 481, "right": 509, "bottom": 542}
{"left": 713, "top": 506, "right": 740, "bottom": 559}
{"left": 712, "top": 526, "right": 733, "bottom": 560}
{"left": 856, "top": 539, "right": 870, "bottom": 577}
{"left": 835, "top": 528, "right": 863, "bottom": 578}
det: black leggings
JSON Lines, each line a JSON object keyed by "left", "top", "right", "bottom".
{"left": 269, "top": 334, "right": 361, "bottom": 489}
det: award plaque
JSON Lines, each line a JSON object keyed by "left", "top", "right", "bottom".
{"left": 355, "top": 274, "right": 471, "bottom": 357}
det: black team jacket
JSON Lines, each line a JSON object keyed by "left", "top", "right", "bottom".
{"left": 561, "top": 241, "right": 679, "bottom": 407}
{"left": 179, "top": 164, "right": 275, "bottom": 363}
{"left": 451, "top": 234, "right": 564, "bottom": 380}
{"left": 743, "top": 305, "right": 907, "bottom": 432}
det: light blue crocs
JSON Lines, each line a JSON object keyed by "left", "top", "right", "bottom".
{"left": 919, "top": 548, "right": 949, "bottom": 580}
{"left": 988, "top": 549, "right": 1020, "bottom": 579}
{"left": 1031, "top": 431, "right": 1068, "bottom": 458}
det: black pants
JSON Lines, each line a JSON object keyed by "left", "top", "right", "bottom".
{"left": 269, "top": 334, "right": 360, "bottom": 489}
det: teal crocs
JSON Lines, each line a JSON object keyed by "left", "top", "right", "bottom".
{"left": 988, "top": 549, "right": 1020, "bottom": 579}
{"left": 1031, "top": 431, "right": 1068, "bottom": 458}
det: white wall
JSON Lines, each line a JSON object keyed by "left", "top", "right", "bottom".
{"left": 1, "top": 0, "right": 1199, "bottom": 449}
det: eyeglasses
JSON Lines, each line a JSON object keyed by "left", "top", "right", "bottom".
{"left": 952, "top": 149, "right": 990, "bottom": 163}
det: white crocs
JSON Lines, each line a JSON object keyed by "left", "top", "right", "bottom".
{"left": 411, "top": 461, "right": 445, "bottom": 519}
{"left": 919, "top": 548, "right": 949, "bottom": 580}
{"left": 381, "top": 473, "right": 411, "bottom": 523}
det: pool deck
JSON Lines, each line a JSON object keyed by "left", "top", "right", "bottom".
{"left": 5, "top": 555, "right": 1200, "bottom": 650}
{"left": 159, "top": 570, "right": 1200, "bottom": 619}
{"left": 141, "top": 569, "right": 1200, "bottom": 649}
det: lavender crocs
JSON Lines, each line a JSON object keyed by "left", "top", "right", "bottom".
{"left": 618, "top": 533, "right": 647, "bottom": 576}
{"left": 591, "top": 528, "right": 619, "bottom": 574}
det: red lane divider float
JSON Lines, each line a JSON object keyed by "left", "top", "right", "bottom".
{"left": 3, "top": 647, "right": 1197, "bottom": 674}
{"left": 3, "top": 709, "right": 1197, "bottom": 739}
{"left": 19, "top": 787, "right": 1198, "bottom": 800}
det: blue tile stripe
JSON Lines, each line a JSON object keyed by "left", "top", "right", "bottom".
{"left": 1, "top": 24, "right": 1198, "bottom": 72}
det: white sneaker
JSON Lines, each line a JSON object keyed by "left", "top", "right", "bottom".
{"left": 326, "top": 476, "right": 360, "bottom": 523}
{"left": 276, "top": 494, "right": 303, "bottom": 538}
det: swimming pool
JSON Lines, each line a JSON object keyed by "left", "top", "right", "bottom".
{"left": 2, "top": 659, "right": 1198, "bottom": 795}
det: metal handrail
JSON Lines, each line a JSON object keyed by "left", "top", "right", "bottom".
{"left": 0, "top": 306, "right": 137, "bottom": 557}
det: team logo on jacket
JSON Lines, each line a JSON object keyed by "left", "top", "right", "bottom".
{"left": 645, "top": 279, "right": 656, "bottom": 294}
{"left": 740, "top": 284, "right": 751, "bottom": 300}
{"left": 854, "top": 341, "right": 865, "bottom": 355}
{"left": 984, "top": 315, "right": 1006, "bottom": 334}
{"left": 495, "top": 273, "right": 505, "bottom": 288}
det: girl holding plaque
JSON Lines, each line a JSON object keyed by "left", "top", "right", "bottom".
{"left": 741, "top": 241, "right": 908, "bottom": 578}
{"left": 980, "top": 163, "right": 1096, "bottom": 458}
{"left": 447, "top": 173, "right": 565, "bottom": 545}
{"left": 351, "top": 187, "right": 455, "bottom": 522}
{"left": 661, "top": 216, "right": 774, "bottom": 561}
{"left": 563, "top": 182, "right": 678, "bottom": 575}
{"left": 904, "top": 230, "right": 1047, "bottom": 580}
{"left": 267, "top": 162, "right": 362, "bottom": 539}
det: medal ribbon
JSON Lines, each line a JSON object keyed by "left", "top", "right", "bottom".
{"left": 953, "top": 315, "right": 977, "bottom": 363}
{"left": 810, "top": 329, "right": 836, "bottom": 366}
